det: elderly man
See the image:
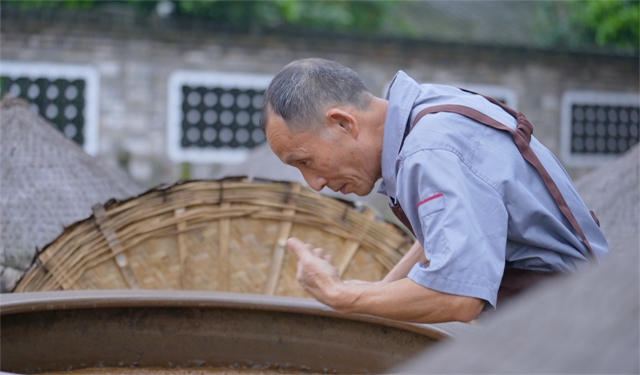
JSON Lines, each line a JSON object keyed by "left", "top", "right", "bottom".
{"left": 261, "top": 58, "right": 609, "bottom": 323}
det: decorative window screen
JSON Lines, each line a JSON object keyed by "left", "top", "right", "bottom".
{"left": 0, "top": 61, "right": 100, "bottom": 155}
{"left": 561, "top": 91, "right": 639, "bottom": 166}
{"left": 167, "top": 71, "right": 272, "bottom": 164}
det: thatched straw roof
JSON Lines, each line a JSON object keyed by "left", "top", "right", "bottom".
{"left": 394, "top": 145, "right": 639, "bottom": 374}
{"left": 575, "top": 145, "right": 639, "bottom": 259}
{"left": 1, "top": 97, "right": 143, "bottom": 292}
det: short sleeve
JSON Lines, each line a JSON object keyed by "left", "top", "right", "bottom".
{"left": 397, "top": 148, "right": 508, "bottom": 308}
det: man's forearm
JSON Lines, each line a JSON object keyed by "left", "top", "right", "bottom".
{"left": 287, "top": 237, "right": 482, "bottom": 324}
{"left": 382, "top": 240, "right": 428, "bottom": 283}
{"left": 330, "top": 278, "right": 483, "bottom": 323}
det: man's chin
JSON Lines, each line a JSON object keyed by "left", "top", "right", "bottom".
{"left": 334, "top": 180, "right": 375, "bottom": 196}
{"left": 350, "top": 185, "right": 375, "bottom": 197}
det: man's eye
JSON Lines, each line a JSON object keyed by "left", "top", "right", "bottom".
{"left": 299, "top": 160, "right": 308, "bottom": 166}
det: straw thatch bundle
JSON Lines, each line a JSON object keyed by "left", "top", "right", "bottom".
{"left": 14, "top": 179, "right": 413, "bottom": 296}
{"left": 575, "top": 144, "right": 639, "bottom": 259}
{"left": 1, "top": 97, "right": 142, "bottom": 292}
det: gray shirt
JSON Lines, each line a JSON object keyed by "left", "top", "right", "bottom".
{"left": 378, "top": 71, "right": 609, "bottom": 307}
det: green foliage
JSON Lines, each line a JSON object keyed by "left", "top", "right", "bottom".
{"left": 536, "top": 0, "right": 639, "bottom": 52}
{"left": 175, "top": 0, "right": 391, "bottom": 33}
{"left": 176, "top": 0, "right": 262, "bottom": 24}
{"left": 8, "top": 0, "right": 635, "bottom": 52}
{"left": 5, "top": 0, "right": 392, "bottom": 34}
{"left": 276, "top": 0, "right": 391, "bottom": 32}
{"left": 578, "top": 0, "right": 639, "bottom": 50}
{"left": 5, "top": 0, "right": 97, "bottom": 9}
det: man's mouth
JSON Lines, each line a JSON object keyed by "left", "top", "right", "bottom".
{"left": 339, "top": 184, "right": 347, "bottom": 194}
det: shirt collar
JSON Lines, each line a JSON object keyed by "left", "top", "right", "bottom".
{"left": 378, "top": 71, "right": 421, "bottom": 200}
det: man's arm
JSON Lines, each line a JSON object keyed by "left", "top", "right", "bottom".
{"left": 381, "top": 240, "right": 428, "bottom": 283}
{"left": 345, "top": 240, "right": 427, "bottom": 286}
{"left": 287, "top": 238, "right": 484, "bottom": 323}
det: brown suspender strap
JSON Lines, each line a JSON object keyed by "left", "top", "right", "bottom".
{"left": 412, "top": 104, "right": 598, "bottom": 261}
{"left": 459, "top": 88, "right": 518, "bottom": 117}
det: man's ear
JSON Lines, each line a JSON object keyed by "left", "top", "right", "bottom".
{"left": 325, "top": 108, "right": 359, "bottom": 139}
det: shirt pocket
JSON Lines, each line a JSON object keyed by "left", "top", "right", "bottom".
{"left": 417, "top": 192, "right": 445, "bottom": 218}
{"left": 417, "top": 192, "right": 447, "bottom": 262}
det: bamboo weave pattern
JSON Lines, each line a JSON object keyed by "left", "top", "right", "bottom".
{"left": 15, "top": 179, "right": 413, "bottom": 296}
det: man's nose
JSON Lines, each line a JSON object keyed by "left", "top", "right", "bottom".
{"left": 301, "top": 170, "right": 327, "bottom": 191}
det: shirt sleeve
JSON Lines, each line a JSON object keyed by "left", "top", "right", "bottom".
{"left": 397, "top": 148, "right": 508, "bottom": 308}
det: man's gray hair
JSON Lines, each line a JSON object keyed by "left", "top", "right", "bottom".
{"left": 260, "top": 58, "right": 371, "bottom": 133}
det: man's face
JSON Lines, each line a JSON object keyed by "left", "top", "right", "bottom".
{"left": 265, "top": 111, "right": 378, "bottom": 196}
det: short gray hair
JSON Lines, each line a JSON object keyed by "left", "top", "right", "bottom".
{"left": 260, "top": 58, "right": 371, "bottom": 133}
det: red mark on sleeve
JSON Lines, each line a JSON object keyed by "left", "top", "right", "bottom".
{"left": 417, "top": 192, "right": 443, "bottom": 208}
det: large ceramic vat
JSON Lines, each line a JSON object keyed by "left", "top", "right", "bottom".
{"left": 1, "top": 291, "right": 463, "bottom": 374}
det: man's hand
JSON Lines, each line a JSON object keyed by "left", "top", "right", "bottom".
{"left": 286, "top": 237, "right": 344, "bottom": 306}
{"left": 286, "top": 237, "right": 484, "bottom": 323}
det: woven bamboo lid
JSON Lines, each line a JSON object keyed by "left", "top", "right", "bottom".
{"left": 14, "top": 179, "right": 413, "bottom": 296}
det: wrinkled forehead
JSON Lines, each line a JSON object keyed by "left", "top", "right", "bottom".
{"left": 264, "top": 110, "right": 292, "bottom": 141}
{"left": 266, "top": 115, "right": 327, "bottom": 145}
{"left": 266, "top": 117, "right": 331, "bottom": 163}
{"left": 264, "top": 102, "right": 329, "bottom": 137}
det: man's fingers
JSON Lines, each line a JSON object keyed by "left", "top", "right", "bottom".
{"left": 313, "top": 247, "right": 333, "bottom": 264}
{"left": 287, "top": 238, "right": 333, "bottom": 264}
{"left": 287, "top": 238, "right": 342, "bottom": 302}
{"left": 286, "top": 237, "right": 313, "bottom": 261}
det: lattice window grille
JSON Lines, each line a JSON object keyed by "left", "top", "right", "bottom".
{"left": 561, "top": 91, "right": 639, "bottom": 167}
{"left": 0, "top": 61, "right": 100, "bottom": 155}
{"left": 167, "top": 71, "right": 272, "bottom": 164}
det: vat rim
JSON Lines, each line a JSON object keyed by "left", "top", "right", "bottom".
{"left": 1, "top": 290, "right": 470, "bottom": 340}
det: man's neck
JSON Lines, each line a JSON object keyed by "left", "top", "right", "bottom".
{"left": 367, "top": 97, "right": 388, "bottom": 181}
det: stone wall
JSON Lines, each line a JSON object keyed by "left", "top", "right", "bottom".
{"left": 1, "top": 10, "right": 638, "bottom": 189}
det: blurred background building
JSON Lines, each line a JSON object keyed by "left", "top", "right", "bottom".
{"left": 1, "top": 0, "right": 637, "bottom": 189}
{"left": 0, "top": 0, "right": 637, "bottom": 240}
